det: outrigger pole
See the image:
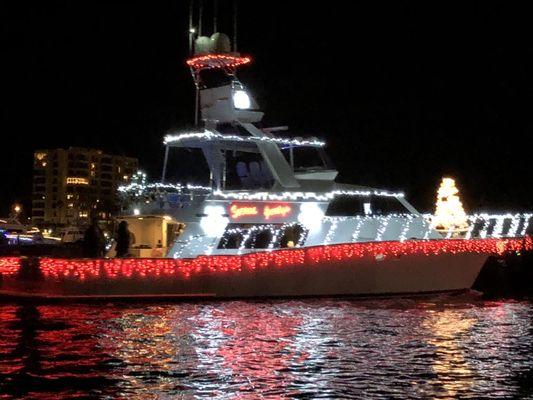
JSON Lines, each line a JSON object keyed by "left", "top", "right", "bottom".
{"left": 161, "top": 144, "right": 169, "bottom": 183}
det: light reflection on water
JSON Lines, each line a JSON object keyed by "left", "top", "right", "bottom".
{"left": 0, "top": 295, "right": 532, "bottom": 399}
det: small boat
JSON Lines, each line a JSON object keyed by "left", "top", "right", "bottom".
{"left": 0, "top": 218, "right": 59, "bottom": 246}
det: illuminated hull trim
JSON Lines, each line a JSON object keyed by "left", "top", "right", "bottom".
{"left": 0, "top": 238, "right": 529, "bottom": 299}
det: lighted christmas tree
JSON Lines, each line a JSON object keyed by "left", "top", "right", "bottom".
{"left": 431, "top": 177, "right": 469, "bottom": 232}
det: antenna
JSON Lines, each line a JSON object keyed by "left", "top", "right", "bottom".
{"left": 213, "top": 0, "right": 218, "bottom": 33}
{"left": 198, "top": 0, "right": 203, "bottom": 36}
{"left": 233, "top": 0, "right": 237, "bottom": 51}
{"left": 188, "top": 0, "right": 194, "bottom": 54}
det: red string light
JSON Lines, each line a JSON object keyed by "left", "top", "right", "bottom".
{"left": 1, "top": 237, "right": 531, "bottom": 282}
{"left": 186, "top": 54, "right": 252, "bottom": 70}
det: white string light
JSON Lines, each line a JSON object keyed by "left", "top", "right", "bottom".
{"left": 216, "top": 222, "right": 308, "bottom": 254}
{"left": 351, "top": 216, "right": 366, "bottom": 242}
{"left": 323, "top": 219, "right": 338, "bottom": 245}
{"left": 212, "top": 189, "right": 404, "bottom": 201}
{"left": 518, "top": 214, "right": 533, "bottom": 236}
{"left": 399, "top": 215, "right": 414, "bottom": 242}
{"left": 118, "top": 182, "right": 211, "bottom": 194}
{"left": 491, "top": 214, "right": 511, "bottom": 238}
{"left": 375, "top": 217, "right": 389, "bottom": 242}
{"left": 164, "top": 129, "right": 325, "bottom": 147}
{"left": 508, "top": 215, "right": 522, "bottom": 237}
{"left": 464, "top": 215, "right": 476, "bottom": 240}
{"left": 166, "top": 212, "right": 531, "bottom": 259}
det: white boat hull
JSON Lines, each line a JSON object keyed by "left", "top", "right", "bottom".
{"left": 0, "top": 252, "right": 487, "bottom": 299}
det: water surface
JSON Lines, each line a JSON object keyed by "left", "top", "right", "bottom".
{"left": 1, "top": 295, "right": 532, "bottom": 399}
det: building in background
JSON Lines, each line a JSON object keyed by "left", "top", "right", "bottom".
{"left": 32, "top": 148, "right": 138, "bottom": 227}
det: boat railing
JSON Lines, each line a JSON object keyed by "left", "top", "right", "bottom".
{"left": 118, "top": 182, "right": 212, "bottom": 210}
{"left": 320, "top": 213, "right": 532, "bottom": 244}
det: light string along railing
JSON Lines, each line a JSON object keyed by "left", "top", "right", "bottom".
{"left": 211, "top": 189, "right": 404, "bottom": 201}
{"left": 118, "top": 182, "right": 212, "bottom": 195}
{"left": 323, "top": 213, "right": 531, "bottom": 243}
{"left": 186, "top": 54, "right": 252, "bottom": 70}
{"left": 118, "top": 182, "right": 405, "bottom": 202}
{"left": 163, "top": 129, "right": 325, "bottom": 147}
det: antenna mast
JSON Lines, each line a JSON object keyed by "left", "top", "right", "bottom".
{"left": 213, "top": 0, "right": 218, "bottom": 33}
{"left": 198, "top": 0, "right": 203, "bottom": 36}
{"left": 233, "top": 0, "right": 238, "bottom": 51}
{"left": 188, "top": 0, "right": 194, "bottom": 54}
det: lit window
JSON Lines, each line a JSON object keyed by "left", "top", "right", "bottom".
{"left": 66, "top": 177, "right": 89, "bottom": 185}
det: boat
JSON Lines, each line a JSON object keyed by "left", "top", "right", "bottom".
{"left": 0, "top": 218, "right": 59, "bottom": 246}
{"left": 1, "top": 8, "right": 532, "bottom": 299}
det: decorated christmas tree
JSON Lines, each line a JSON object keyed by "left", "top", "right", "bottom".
{"left": 431, "top": 177, "right": 469, "bottom": 232}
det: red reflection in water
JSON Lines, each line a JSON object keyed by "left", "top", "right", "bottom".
{"left": 0, "top": 305, "right": 121, "bottom": 399}
{"left": 1, "top": 299, "right": 532, "bottom": 399}
{"left": 213, "top": 306, "right": 304, "bottom": 398}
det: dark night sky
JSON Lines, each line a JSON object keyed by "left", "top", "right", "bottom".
{"left": 2, "top": 1, "right": 532, "bottom": 216}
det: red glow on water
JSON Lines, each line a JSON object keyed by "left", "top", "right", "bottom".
{"left": 0, "top": 237, "right": 529, "bottom": 282}
{"left": 215, "top": 306, "right": 303, "bottom": 397}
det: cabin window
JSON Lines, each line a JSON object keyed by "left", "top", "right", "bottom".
{"left": 326, "top": 195, "right": 407, "bottom": 216}
{"left": 369, "top": 197, "right": 407, "bottom": 215}
{"left": 218, "top": 223, "right": 306, "bottom": 249}
{"left": 326, "top": 195, "right": 364, "bottom": 216}
{"left": 224, "top": 151, "right": 274, "bottom": 190}
{"left": 218, "top": 229, "right": 245, "bottom": 249}
{"left": 277, "top": 224, "right": 308, "bottom": 248}
{"left": 254, "top": 229, "right": 273, "bottom": 249}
